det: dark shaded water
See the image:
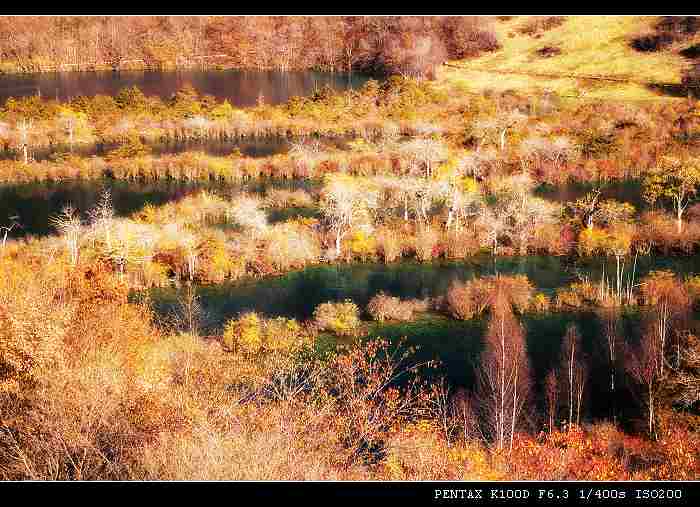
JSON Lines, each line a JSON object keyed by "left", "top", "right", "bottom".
{"left": 146, "top": 256, "right": 700, "bottom": 425}
{"left": 0, "top": 135, "right": 352, "bottom": 162}
{"left": 365, "top": 311, "right": 651, "bottom": 426}
{"left": 0, "top": 69, "right": 372, "bottom": 106}
{"left": 0, "top": 178, "right": 318, "bottom": 237}
{"left": 149, "top": 256, "right": 700, "bottom": 328}
{"left": 536, "top": 180, "right": 643, "bottom": 210}
{"left": 0, "top": 178, "right": 645, "bottom": 239}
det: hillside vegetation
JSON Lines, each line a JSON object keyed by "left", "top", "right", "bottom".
{"left": 438, "top": 16, "right": 700, "bottom": 101}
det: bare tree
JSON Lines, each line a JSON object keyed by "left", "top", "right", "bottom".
{"left": 451, "top": 388, "right": 481, "bottom": 443}
{"left": 227, "top": 196, "right": 268, "bottom": 238}
{"left": 480, "top": 173, "right": 559, "bottom": 255}
{"left": 50, "top": 205, "right": 83, "bottom": 267}
{"left": 173, "top": 282, "right": 205, "bottom": 336}
{"left": 184, "top": 115, "right": 212, "bottom": 139}
{"left": 497, "top": 174, "right": 560, "bottom": 255}
{"left": 545, "top": 370, "right": 558, "bottom": 433}
{"left": 180, "top": 230, "right": 199, "bottom": 281}
{"left": 319, "top": 176, "right": 378, "bottom": 258}
{"left": 17, "top": 119, "right": 32, "bottom": 164}
{"left": 386, "top": 32, "right": 446, "bottom": 79}
{"left": 626, "top": 330, "right": 664, "bottom": 439}
{"left": 289, "top": 139, "right": 323, "bottom": 175}
{"left": 559, "top": 324, "right": 588, "bottom": 429}
{"left": 640, "top": 271, "right": 691, "bottom": 378}
{"left": 1, "top": 215, "right": 21, "bottom": 248}
{"left": 460, "top": 149, "right": 498, "bottom": 180}
{"left": 568, "top": 190, "right": 635, "bottom": 232}
{"left": 476, "top": 207, "right": 508, "bottom": 256}
{"left": 428, "top": 377, "right": 457, "bottom": 446}
{"left": 104, "top": 220, "right": 156, "bottom": 280}
{"left": 411, "top": 179, "right": 441, "bottom": 227}
{"left": 574, "top": 357, "right": 588, "bottom": 426}
{"left": 670, "top": 332, "right": 700, "bottom": 409}
{"left": 399, "top": 137, "right": 448, "bottom": 178}
{"left": 340, "top": 17, "right": 362, "bottom": 72}
{"left": 88, "top": 188, "right": 115, "bottom": 251}
{"left": 437, "top": 179, "right": 482, "bottom": 232}
{"left": 477, "top": 293, "right": 531, "bottom": 452}
{"left": 518, "top": 135, "right": 577, "bottom": 175}
{"left": 472, "top": 110, "right": 527, "bottom": 153}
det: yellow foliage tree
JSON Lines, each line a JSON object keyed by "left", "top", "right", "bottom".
{"left": 223, "top": 312, "right": 262, "bottom": 354}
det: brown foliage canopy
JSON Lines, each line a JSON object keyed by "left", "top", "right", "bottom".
{"left": 0, "top": 16, "right": 499, "bottom": 77}
{"left": 446, "top": 275, "right": 534, "bottom": 320}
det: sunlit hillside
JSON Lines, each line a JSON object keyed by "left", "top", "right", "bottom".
{"left": 438, "top": 16, "right": 700, "bottom": 101}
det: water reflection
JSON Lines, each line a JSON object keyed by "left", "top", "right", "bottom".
{"left": 0, "top": 135, "right": 352, "bottom": 162}
{"left": 149, "top": 255, "right": 700, "bottom": 328}
{"left": 536, "top": 180, "right": 643, "bottom": 210}
{"left": 146, "top": 257, "right": 700, "bottom": 424}
{"left": 0, "top": 178, "right": 319, "bottom": 237}
{"left": 0, "top": 69, "right": 372, "bottom": 106}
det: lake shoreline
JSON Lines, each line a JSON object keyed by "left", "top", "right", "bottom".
{"left": 0, "top": 68, "right": 373, "bottom": 106}
{"left": 0, "top": 63, "right": 379, "bottom": 77}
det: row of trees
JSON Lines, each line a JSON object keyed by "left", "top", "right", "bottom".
{"left": 317, "top": 153, "right": 700, "bottom": 261}
{"left": 319, "top": 171, "right": 562, "bottom": 259}
{"left": 463, "top": 271, "right": 698, "bottom": 449}
{"left": 23, "top": 156, "right": 700, "bottom": 290}
{"left": 0, "top": 16, "right": 499, "bottom": 77}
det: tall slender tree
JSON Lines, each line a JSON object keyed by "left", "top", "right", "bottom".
{"left": 559, "top": 324, "right": 588, "bottom": 429}
{"left": 477, "top": 293, "right": 532, "bottom": 452}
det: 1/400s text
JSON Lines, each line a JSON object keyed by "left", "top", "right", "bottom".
{"left": 578, "top": 489, "right": 683, "bottom": 501}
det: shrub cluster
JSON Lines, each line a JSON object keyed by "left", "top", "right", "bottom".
{"left": 446, "top": 275, "right": 535, "bottom": 320}
{"left": 222, "top": 312, "right": 312, "bottom": 356}
{"left": 366, "top": 293, "right": 429, "bottom": 322}
{"left": 313, "top": 300, "right": 361, "bottom": 336}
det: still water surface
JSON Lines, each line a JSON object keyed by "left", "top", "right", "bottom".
{"left": 0, "top": 178, "right": 318, "bottom": 236}
{"left": 0, "top": 135, "right": 351, "bottom": 162}
{"left": 146, "top": 256, "right": 700, "bottom": 424}
{"left": 0, "top": 69, "right": 372, "bottom": 106}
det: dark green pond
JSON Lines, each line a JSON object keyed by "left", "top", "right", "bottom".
{"left": 149, "top": 256, "right": 700, "bottom": 327}
{"left": 145, "top": 255, "right": 700, "bottom": 427}
{"left": 0, "top": 178, "right": 319, "bottom": 237}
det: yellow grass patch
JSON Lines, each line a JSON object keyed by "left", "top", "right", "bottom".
{"left": 437, "top": 16, "right": 699, "bottom": 101}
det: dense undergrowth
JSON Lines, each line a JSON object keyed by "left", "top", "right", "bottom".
{"left": 1, "top": 251, "right": 699, "bottom": 479}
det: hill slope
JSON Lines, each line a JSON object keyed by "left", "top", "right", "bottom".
{"left": 437, "top": 16, "right": 700, "bottom": 101}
